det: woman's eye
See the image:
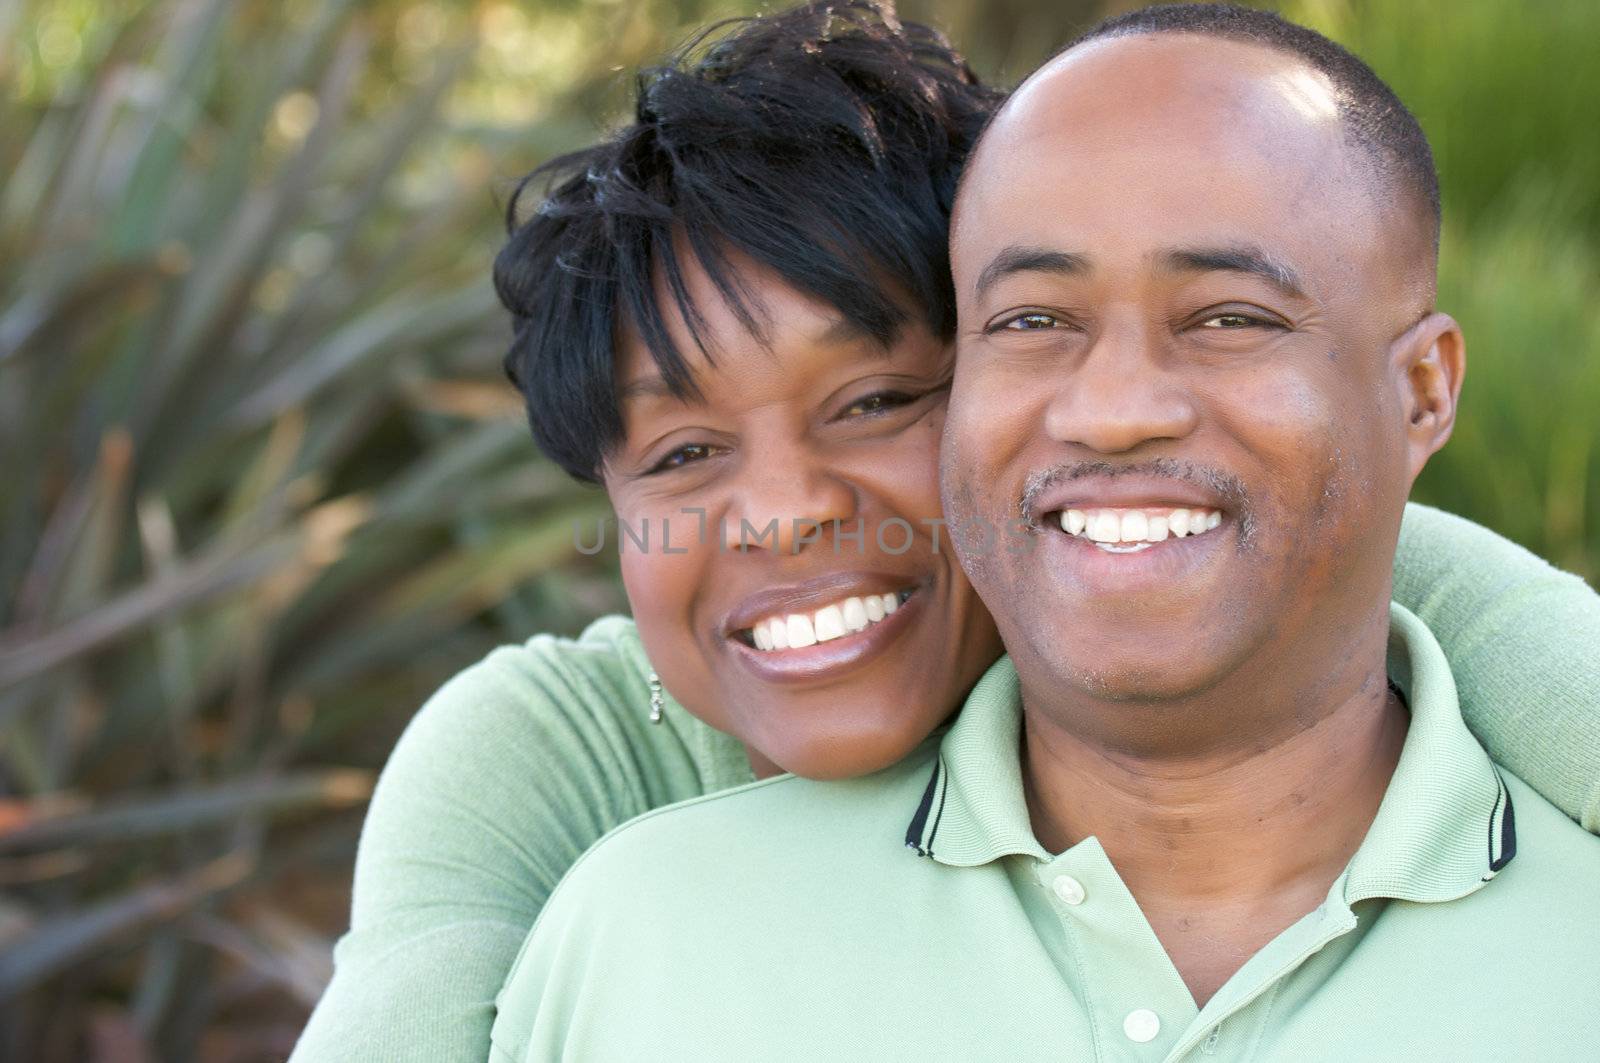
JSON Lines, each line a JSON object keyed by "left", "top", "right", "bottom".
{"left": 1003, "top": 312, "right": 1060, "bottom": 331}
{"left": 840, "top": 391, "right": 916, "bottom": 418}
{"left": 648, "top": 443, "right": 715, "bottom": 474}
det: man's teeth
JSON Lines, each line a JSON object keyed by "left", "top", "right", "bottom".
{"left": 1058, "top": 507, "right": 1223, "bottom": 550}
{"left": 748, "top": 591, "right": 906, "bottom": 652}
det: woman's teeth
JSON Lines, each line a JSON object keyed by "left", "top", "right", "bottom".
{"left": 747, "top": 590, "right": 909, "bottom": 652}
{"left": 1058, "top": 507, "right": 1223, "bottom": 552}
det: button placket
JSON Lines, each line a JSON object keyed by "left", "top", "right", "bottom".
{"left": 1123, "top": 1008, "right": 1161, "bottom": 1043}
{"left": 1035, "top": 840, "right": 1200, "bottom": 1057}
{"left": 1051, "top": 874, "right": 1087, "bottom": 906}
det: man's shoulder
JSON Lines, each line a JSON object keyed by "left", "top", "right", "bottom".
{"left": 494, "top": 746, "right": 944, "bottom": 1032}
{"left": 1335, "top": 767, "right": 1600, "bottom": 1046}
{"left": 1412, "top": 766, "right": 1600, "bottom": 960}
{"left": 491, "top": 742, "right": 983, "bottom": 1062}
{"left": 554, "top": 743, "right": 941, "bottom": 893}
{"left": 1494, "top": 768, "right": 1600, "bottom": 886}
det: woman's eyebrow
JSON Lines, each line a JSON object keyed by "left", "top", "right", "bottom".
{"left": 618, "top": 374, "right": 678, "bottom": 403}
{"left": 816, "top": 315, "right": 873, "bottom": 345}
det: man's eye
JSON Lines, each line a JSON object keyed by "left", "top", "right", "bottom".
{"left": 1003, "top": 312, "right": 1060, "bottom": 331}
{"left": 1199, "top": 313, "right": 1265, "bottom": 329}
{"left": 648, "top": 444, "right": 715, "bottom": 473}
{"left": 840, "top": 391, "right": 916, "bottom": 418}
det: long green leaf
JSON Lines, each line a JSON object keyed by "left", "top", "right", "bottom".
{"left": 0, "top": 850, "right": 252, "bottom": 997}
{"left": 0, "top": 769, "right": 371, "bottom": 854}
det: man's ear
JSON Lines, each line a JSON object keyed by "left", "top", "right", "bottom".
{"left": 1391, "top": 311, "right": 1465, "bottom": 483}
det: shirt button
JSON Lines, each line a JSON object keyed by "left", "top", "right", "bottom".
{"left": 1124, "top": 1009, "right": 1161, "bottom": 1044}
{"left": 1051, "top": 874, "right": 1087, "bottom": 905}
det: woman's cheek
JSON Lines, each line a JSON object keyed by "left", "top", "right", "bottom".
{"left": 620, "top": 532, "right": 740, "bottom": 729}
{"left": 850, "top": 420, "right": 948, "bottom": 525}
{"left": 617, "top": 495, "right": 713, "bottom": 620}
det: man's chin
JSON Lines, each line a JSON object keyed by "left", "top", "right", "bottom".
{"left": 1015, "top": 628, "right": 1243, "bottom": 706}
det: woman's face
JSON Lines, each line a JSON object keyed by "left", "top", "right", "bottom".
{"left": 603, "top": 252, "right": 1002, "bottom": 779}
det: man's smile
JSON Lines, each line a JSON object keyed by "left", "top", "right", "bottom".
{"left": 1037, "top": 508, "right": 1236, "bottom": 594}
{"left": 1057, "top": 505, "right": 1224, "bottom": 552}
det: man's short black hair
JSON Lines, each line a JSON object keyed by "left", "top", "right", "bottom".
{"left": 1066, "top": 3, "right": 1440, "bottom": 250}
{"left": 495, "top": 1, "right": 1001, "bottom": 483}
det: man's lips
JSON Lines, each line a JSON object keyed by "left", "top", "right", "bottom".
{"left": 1025, "top": 474, "right": 1229, "bottom": 527}
{"left": 1032, "top": 497, "right": 1235, "bottom": 594}
{"left": 1057, "top": 505, "right": 1224, "bottom": 550}
{"left": 1008, "top": 465, "right": 1250, "bottom": 593}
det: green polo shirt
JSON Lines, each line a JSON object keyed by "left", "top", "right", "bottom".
{"left": 294, "top": 504, "right": 1600, "bottom": 1063}
{"left": 490, "top": 603, "right": 1600, "bottom": 1062}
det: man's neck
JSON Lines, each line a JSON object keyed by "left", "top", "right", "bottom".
{"left": 1020, "top": 661, "right": 1409, "bottom": 1008}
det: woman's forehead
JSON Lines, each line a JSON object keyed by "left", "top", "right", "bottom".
{"left": 616, "top": 253, "right": 939, "bottom": 407}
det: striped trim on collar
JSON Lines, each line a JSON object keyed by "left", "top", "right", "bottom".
{"left": 904, "top": 756, "right": 949, "bottom": 858}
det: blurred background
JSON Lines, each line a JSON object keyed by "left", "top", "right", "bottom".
{"left": 1, "top": 0, "right": 1595, "bottom": 1058}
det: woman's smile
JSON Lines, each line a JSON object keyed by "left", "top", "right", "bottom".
{"left": 724, "top": 575, "right": 922, "bottom": 684}
{"left": 739, "top": 588, "right": 909, "bottom": 650}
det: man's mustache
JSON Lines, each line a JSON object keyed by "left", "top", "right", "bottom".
{"left": 1017, "top": 458, "right": 1255, "bottom": 543}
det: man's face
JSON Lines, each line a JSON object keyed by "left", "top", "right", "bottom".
{"left": 942, "top": 34, "right": 1458, "bottom": 713}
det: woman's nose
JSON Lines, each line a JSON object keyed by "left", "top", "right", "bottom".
{"left": 722, "top": 451, "right": 859, "bottom": 555}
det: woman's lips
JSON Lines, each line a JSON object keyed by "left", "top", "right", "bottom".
{"left": 727, "top": 586, "right": 923, "bottom": 685}
{"left": 741, "top": 588, "right": 912, "bottom": 650}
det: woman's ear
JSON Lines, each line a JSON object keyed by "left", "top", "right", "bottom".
{"left": 1392, "top": 311, "right": 1466, "bottom": 484}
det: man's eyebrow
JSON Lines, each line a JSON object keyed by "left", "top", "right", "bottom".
{"left": 973, "top": 246, "right": 1090, "bottom": 298}
{"left": 1162, "top": 246, "right": 1307, "bottom": 299}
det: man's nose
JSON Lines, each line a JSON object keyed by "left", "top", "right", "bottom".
{"left": 722, "top": 447, "right": 859, "bottom": 555}
{"left": 1042, "top": 319, "right": 1199, "bottom": 454}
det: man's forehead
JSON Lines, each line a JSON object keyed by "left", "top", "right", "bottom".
{"left": 951, "top": 34, "right": 1370, "bottom": 276}
{"left": 997, "top": 33, "right": 1339, "bottom": 146}
{"left": 959, "top": 35, "right": 1353, "bottom": 218}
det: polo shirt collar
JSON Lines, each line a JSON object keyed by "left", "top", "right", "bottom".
{"left": 904, "top": 653, "right": 1044, "bottom": 867}
{"left": 906, "top": 602, "right": 1516, "bottom": 902}
{"left": 1343, "top": 602, "right": 1516, "bottom": 902}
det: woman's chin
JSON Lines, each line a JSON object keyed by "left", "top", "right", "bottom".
{"left": 753, "top": 719, "right": 936, "bottom": 781}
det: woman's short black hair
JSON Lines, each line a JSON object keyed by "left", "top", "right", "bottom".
{"left": 494, "top": 1, "right": 1001, "bottom": 483}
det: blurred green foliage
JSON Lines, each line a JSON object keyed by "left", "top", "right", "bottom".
{"left": 0, "top": 0, "right": 1594, "bottom": 1059}
{"left": 1292, "top": 0, "right": 1600, "bottom": 576}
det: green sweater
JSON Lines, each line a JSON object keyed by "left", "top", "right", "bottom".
{"left": 289, "top": 504, "right": 1600, "bottom": 1062}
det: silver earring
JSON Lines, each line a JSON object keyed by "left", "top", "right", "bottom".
{"left": 648, "top": 671, "right": 664, "bottom": 724}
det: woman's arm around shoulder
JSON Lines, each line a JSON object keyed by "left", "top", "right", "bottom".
{"left": 1394, "top": 502, "right": 1600, "bottom": 833}
{"left": 289, "top": 616, "right": 749, "bottom": 1062}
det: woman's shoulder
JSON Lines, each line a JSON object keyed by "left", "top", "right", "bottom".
{"left": 399, "top": 615, "right": 646, "bottom": 751}
{"left": 351, "top": 613, "right": 749, "bottom": 926}
{"left": 469, "top": 613, "right": 652, "bottom": 707}
{"left": 386, "top": 614, "right": 749, "bottom": 814}
{"left": 300, "top": 617, "right": 722, "bottom": 1063}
